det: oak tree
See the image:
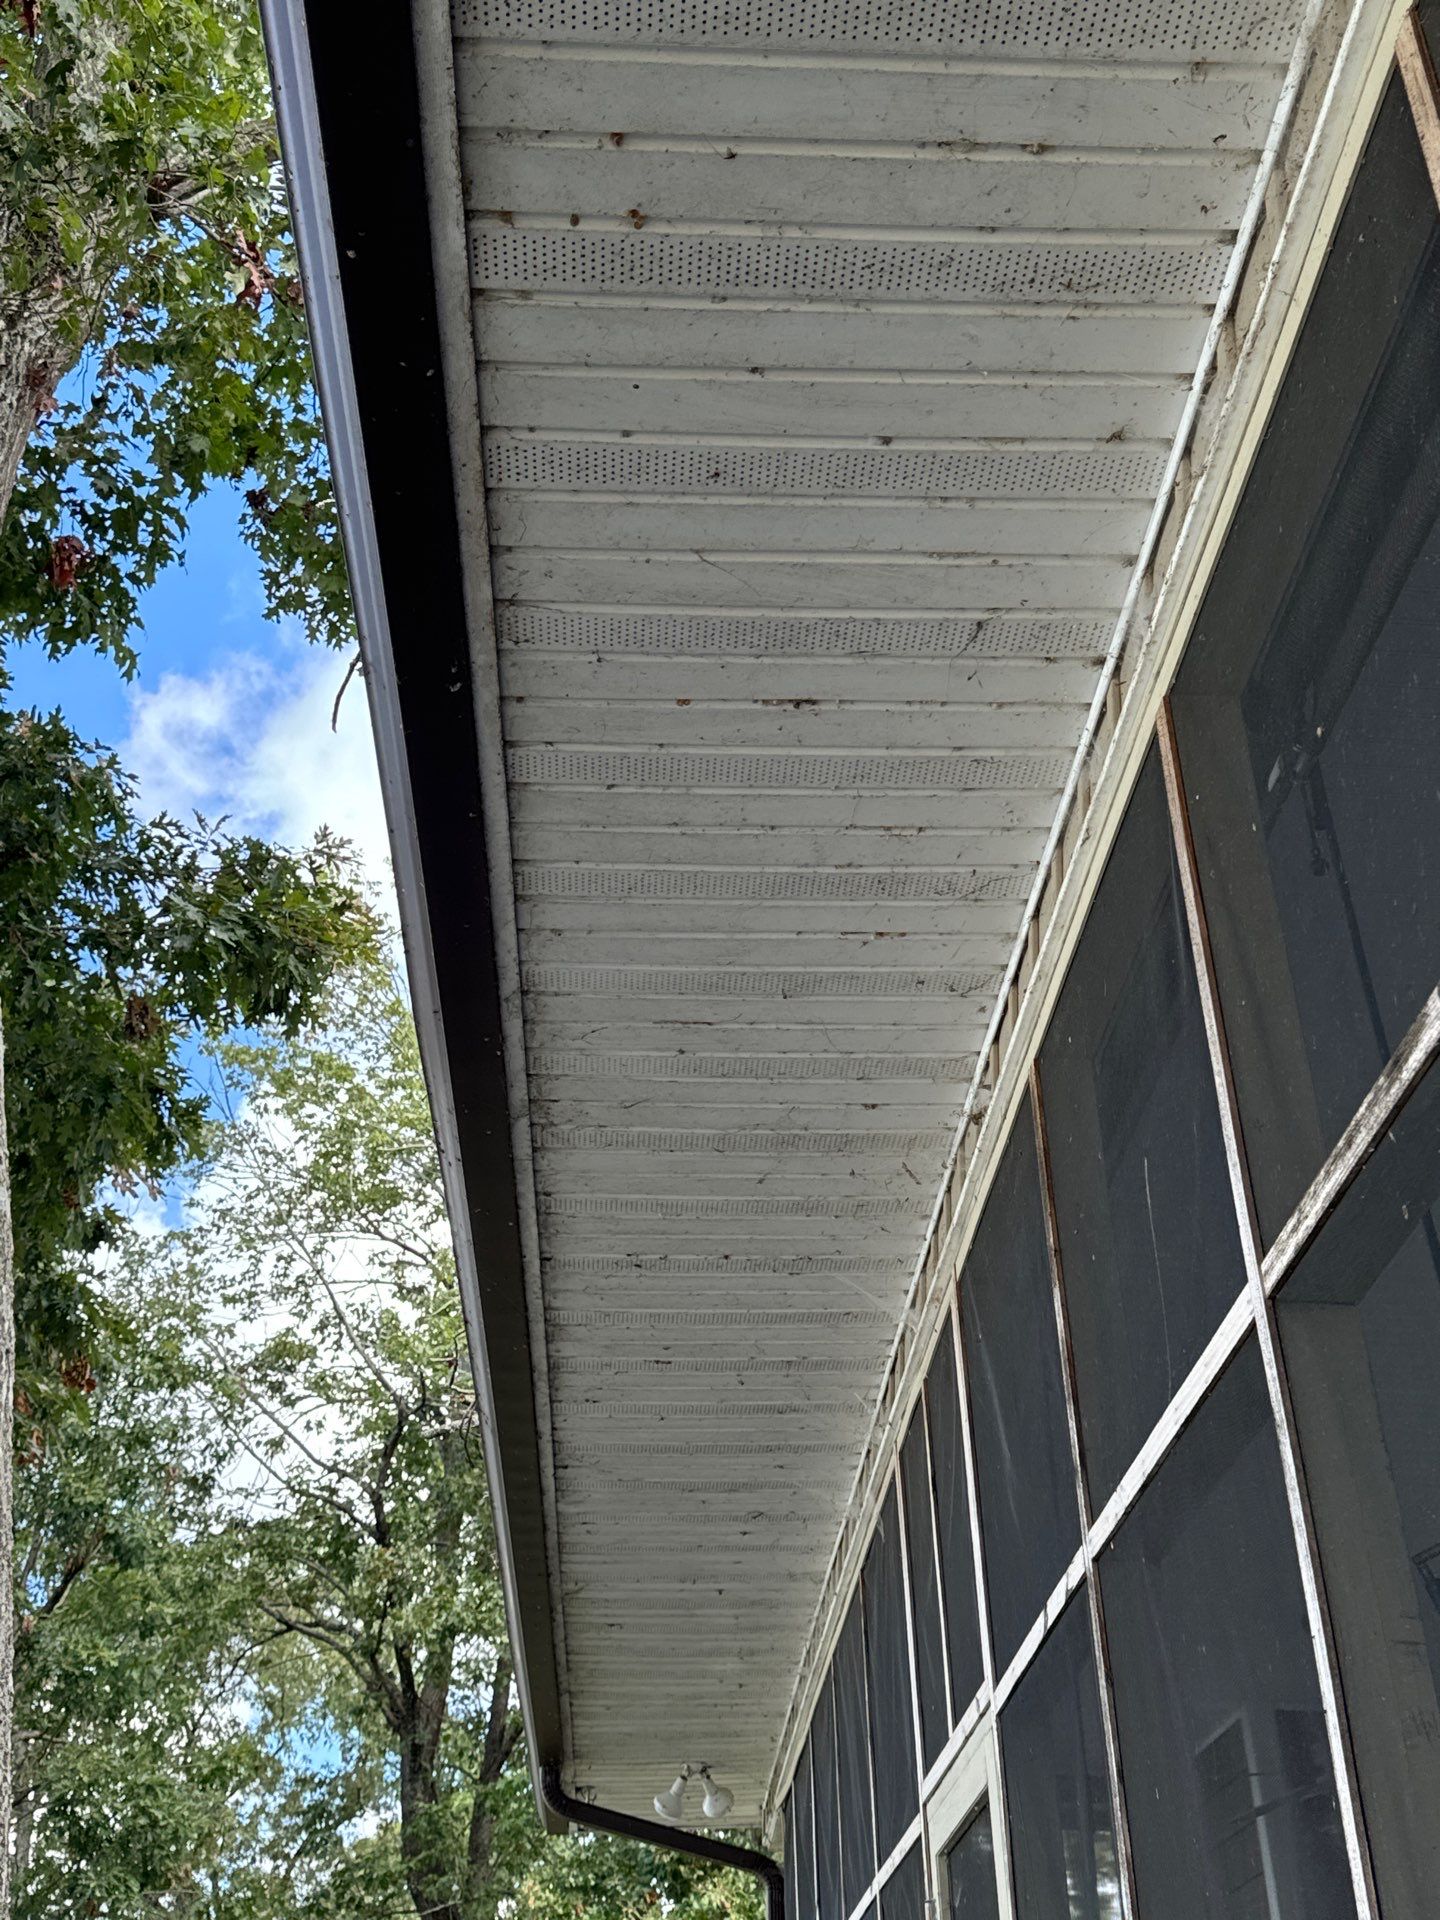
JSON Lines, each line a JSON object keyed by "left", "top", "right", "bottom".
{"left": 1, "top": 1, "right": 358, "bottom": 1871}
{"left": 15, "top": 957, "right": 764, "bottom": 1920}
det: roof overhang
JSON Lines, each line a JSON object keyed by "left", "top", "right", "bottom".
{"left": 264, "top": 0, "right": 1396, "bottom": 1836}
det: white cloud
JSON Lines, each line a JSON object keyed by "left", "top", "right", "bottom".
{"left": 121, "top": 636, "right": 393, "bottom": 901}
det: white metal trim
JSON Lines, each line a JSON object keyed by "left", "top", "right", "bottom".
{"left": 854, "top": 1535, "right": 882, "bottom": 1916}
{"left": 1028, "top": 1074, "right": 1136, "bottom": 1920}
{"left": 410, "top": 0, "right": 574, "bottom": 1781}
{"left": 1158, "top": 709, "right": 1380, "bottom": 1920}
{"left": 927, "top": 1721, "right": 1015, "bottom": 1920}
{"left": 840, "top": 1811, "right": 925, "bottom": 1920}
{"left": 1084, "top": 1289, "right": 1254, "bottom": 1553}
{"left": 918, "top": 1372, "right": 955, "bottom": 1753}
{"left": 950, "top": 1299, "right": 995, "bottom": 1705}
{"left": 890, "top": 1448, "right": 935, "bottom": 1917}
{"left": 254, "top": 0, "right": 560, "bottom": 1822}
{"left": 991, "top": 1547, "right": 1086, "bottom": 1716}
{"left": 1261, "top": 988, "right": 1440, "bottom": 1292}
{"left": 919, "top": 1685, "right": 990, "bottom": 1807}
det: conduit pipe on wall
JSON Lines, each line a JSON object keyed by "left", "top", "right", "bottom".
{"left": 540, "top": 1763, "right": 785, "bottom": 1920}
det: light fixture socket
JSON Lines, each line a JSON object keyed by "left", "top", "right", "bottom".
{"left": 701, "top": 1775, "right": 735, "bottom": 1820}
{"left": 653, "top": 1771, "right": 690, "bottom": 1823}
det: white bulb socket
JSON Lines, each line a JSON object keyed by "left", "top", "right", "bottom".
{"left": 702, "top": 1780, "right": 734, "bottom": 1820}
{"left": 653, "top": 1774, "right": 689, "bottom": 1823}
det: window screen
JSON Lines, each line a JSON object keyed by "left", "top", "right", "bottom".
{"left": 863, "top": 1485, "right": 919, "bottom": 1859}
{"left": 962, "top": 1100, "right": 1080, "bottom": 1672}
{"left": 945, "top": 1804, "right": 1000, "bottom": 1920}
{"left": 879, "top": 1845, "right": 925, "bottom": 1920}
{"left": 900, "top": 1404, "right": 949, "bottom": 1771}
{"left": 1038, "top": 747, "right": 1246, "bottom": 1507}
{"left": 789, "top": 1748, "right": 817, "bottom": 1920}
{"left": 811, "top": 1675, "right": 843, "bottom": 1920}
{"left": 1000, "top": 1591, "right": 1120, "bottom": 1920}
{"left": 834, "top": 1594, "right": 877, "bottom": 1914}
{"left": 1277, "top": 1055, "right": 1440, "bottom": 1917}
{"left": 1099, "top": 1340, "right": 1353, "bottom": 1920}
{"left": 925, "top": 1327, "right": 984, "bottom": 1714}
{"left": 1170, "top": 74, "right": 1440, "bottom": 1245}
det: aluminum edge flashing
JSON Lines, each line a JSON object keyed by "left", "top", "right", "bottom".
{"left": 409, "top": 0, "right": 572, "bottom": 1792}
{"left": 258, "top": 0, "right": 565, "bottom": 1827}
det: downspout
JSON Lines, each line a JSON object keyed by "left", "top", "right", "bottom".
{"left": 540, "top": 1763, "right": 785, "bottom": 1920}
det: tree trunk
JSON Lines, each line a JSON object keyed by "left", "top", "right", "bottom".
{"left": 0, "top": 281, "right": 74, "bottom": 529}
{"left": 398, "top": 1729, "right": 461, "bottom": 1920}
{"left": 0, "top": 307, "right": 69, "bottom": 1919}
{"left": 0, "top": 139, "right": 100, "bottom": 1919}
{"left": 0, "top": 1011, "right": 15, "bottom": 1916}
{"left": 0, "top": 19, "right": 114, "bottom": 530}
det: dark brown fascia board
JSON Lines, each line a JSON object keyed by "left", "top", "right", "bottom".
{"left": 258, "top": 0, "right": 565, "bottom": 1829}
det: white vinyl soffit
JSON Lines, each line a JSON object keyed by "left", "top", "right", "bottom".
{"left": 445, "top": 0, "right": 1307, "bottom": 1822}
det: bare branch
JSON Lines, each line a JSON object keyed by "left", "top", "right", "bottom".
{"left": 193, "top": 1329, "right": 369, "bottom": 1496}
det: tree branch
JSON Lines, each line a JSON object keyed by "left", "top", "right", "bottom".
{"left": 258, "top": 1599, "right": 405, "bottom": 1731}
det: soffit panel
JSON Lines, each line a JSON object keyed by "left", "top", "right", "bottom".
{"left": 445, "top": 0, "right": 1307, "bottom": 1821}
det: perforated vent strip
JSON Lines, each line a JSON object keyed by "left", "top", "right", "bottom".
{"left": 546, "top": 1253, "right": 900, "bottom": 1275}
{"left": 567, "top": 1489, "right": 840, "bottom": 1506}
{"left": 534, "top": 1125, "right": 953, "bottom": 1150}
{"left": 531, "top": 1050, "right": 972, "bottom": 1078}
{"left": 472, "top": 228, "right": 1228, "bottom": 306}
{"left": 540, "top": 1192, "right": 914, "bottom": 1218}
{"left": 561, "top": 1503, "right": 843, "bottom": 1521}
{"left": 570, "top": 1441, "right": 852, "bottom": 1459}
{"left": 523, "top": 965, "right": 995, "bottom": 996}
{"left": 565, "top": 1519, "right": 826, "bottom": 1537}
{"left": 517, "top": 863, "right": 1029, "bottom": 903}
{"left": 508, "top": 747, "right": 1068, "bottom": 789}
{"left": 453, "top": 0, "right": 1300, "bottom": 58}
{"left": 549, "top": 1307, "right": 893, "bottom": 1328}
{"left": 485, "top": 441, "right": 1165, "bottom": 503}
{"left": 500, "top": 610, "right": 1112, "bottom": 661}
{"left": 556, "top": 1352, "right": 876, "bottom": 1373}
{"left": 564, "top": 1535, "right": 825, "bottom": 1552}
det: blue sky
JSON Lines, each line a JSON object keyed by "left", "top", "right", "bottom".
{"left": 8, "top": 471, "right": 398, "bottom": 1784}
{"left": 9, "top": 485, "right": 392, "bottom": 1232}
{"left": 8, "top": 482, "right": 390, "bottom": 891}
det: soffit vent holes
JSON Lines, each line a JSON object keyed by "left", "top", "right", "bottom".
{"left": 485, "top": 440, "right": 1165, "bottom": 503}
{"left": 516, "top": 863, "right": 1030, "bottom": 902}
{"left": 507, "top": 746, "right": 1070, "bottom": 789}
{"left": 472, "top": 227, "right": 1228, "bottom": 306}
{"left": 454, "top": 0, "right": 1299, "bottom": 61}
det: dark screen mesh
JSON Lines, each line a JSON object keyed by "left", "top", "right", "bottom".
{"left": 863, "top": 1484, "right": 920, "bottom": 1858}
{"left": 1038, "top": 749, "right": 1245, "bottom": 1509}
{"left": 925, "top": 1327, "right": 984, "bottom": 1714}
{"left": 1000, "top": 1592, "right": 1119, "bottom": 1920}
{"left": 1277, "top": 1054, "right": 1440, "bottom": 1912}
{"left": 1171, "top": 73, "right": 1440, "bottom": 1246}
{"left": 900, "top": 1405, "right": 950, "bottom": 1770}
{"left": 834, "top": 1594, "right": 877, "bottom": 1912}
{"left": 945, "top": 1803, "right": 1001, "bottom": 1920}
{"left": 811, "top": 1676, "right": 843, "bottom": 1920}
{"left": 789, "top": 1747, "right": 817, "bottom": 1920}
{"left": 880, "top": 1845, "right": 925, "bottom": 1920}
{"left": 962, "top": 1101, "right": 1081, "bottom": 1672}
{"left": 1100, "top": 1341, "right": 1352, "bottom": 1920}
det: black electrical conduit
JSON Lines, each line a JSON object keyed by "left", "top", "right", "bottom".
{"left": 541, "top": 1762, "right": 785, "bottom": 1920}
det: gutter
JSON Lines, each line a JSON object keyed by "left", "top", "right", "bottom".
{"left": 258, "top": 0, "right": 566, "bottom": 1825}
{"left": 541, "top": 1765, "right": 786, "bottom": 1920}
